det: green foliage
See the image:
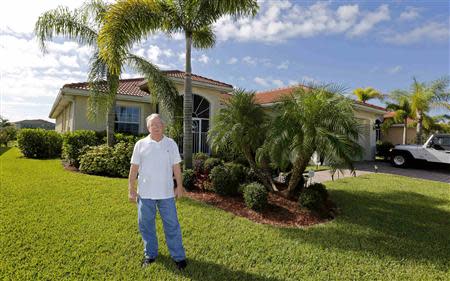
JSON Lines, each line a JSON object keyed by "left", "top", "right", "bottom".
{"left": 353, "top": 87, "right": 382, "bottom": 103}
{"left": 203, "top": 157, "right": 222, "bottom": 173}
{"left": 224, "top": 162, "right": 247, "bottom": 184}
{"left": 78, "top": 141, "right": 134, "bottom": 177}
{"left": 243, "top": 182, "right": 268, "bottom": 211}
{"left": 193, "top": 152, "right": 209, "bottom": 174}
{"left": 17, "top": 128, "right": 62, "bottom": 159}
{"left": 62, "top": 130, "right": 101, "bottom": 168}
{"left": 209, "top": 165, "right": 238, "bottom": 196}
{"left": 182, "top": 169, "right": 196, "bottom": 191}
{"left": 0, "top": 126, "right": 17, "bottom": 146}
{"left": 376, "top": 141, "right": 394, "bottom": 159}
{"left": 299, "top": 183, "right": 328, "bottom": 212}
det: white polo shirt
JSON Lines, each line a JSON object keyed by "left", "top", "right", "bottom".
{"left": 130, "top": 135, "right": 182, "bottom": 199}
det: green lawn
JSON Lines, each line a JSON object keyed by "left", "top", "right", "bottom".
{"left": 1, "top": 147, "right": 449, "bottom": 280}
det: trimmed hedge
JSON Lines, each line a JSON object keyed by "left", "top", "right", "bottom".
{"left": 210, "top": 165, "right": 238, "bottom": 196}
{"left": 182, "top": 169, "right": 196, "bottom": 191}
{"left": 17, "top": 129, "right": 62, "bottom": 159}
{"left": 243, "top": 182, "right": 268, "bottom": 211}
{"left": 62, "top": 130, "right": 101, "bottom": 168}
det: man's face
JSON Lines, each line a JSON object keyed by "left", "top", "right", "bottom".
{"left": 148, "top": 118, "right": 164, "bottom": 136}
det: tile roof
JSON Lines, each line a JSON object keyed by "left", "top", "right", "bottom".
{"left": 251, "top": 85, "right": 387, "bottom": 112}
{"left": 63, "top": 78, "right": 148, "bottom": 97}
{"left": 383, "top": 111, "right": 415, "bottom": 124}
{"left": 62, "top": 70, "right": 233, "bottom": 97}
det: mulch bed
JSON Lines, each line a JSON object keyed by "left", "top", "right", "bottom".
{"left": 185, "top": 189, "right": 333, "bottom": 228}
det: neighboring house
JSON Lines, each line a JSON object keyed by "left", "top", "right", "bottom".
{"left": 14, "top": 119, "right": 55, "bottom": 130}
{"left": 48, "top": 70, "right": 386, "bottom": 160}
{"left": 381, "top": 112, "right": 417, "bottom": 145}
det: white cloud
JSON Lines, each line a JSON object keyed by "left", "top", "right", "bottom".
{"left": 399, "top": 7, "right": 420, "bottom": 21}
{"left": 348, "top": 4, "right": 390, "bottom": 37}
{"left": 384, "top": 22, "right": 450, "bottom": 45}
{"left": 254, "top": 77, "right": 270, "bottom": 87}
{"left": 243, "top": 56, "right": 257, "bottom": 65}
{"left": 272, "top": 79, "right": 284, "bottom": 87}
{"left": 227, "top": 57, "right": 238, "bottom": 64}
{"left": 214, "top": 2, "right": 390, "bottom": 43}
{"left": 387, "top": 65, "right": 402, "bottom": 74}
{"left": 277, "top": 61, "right": 289, "bottom": 70}
{"left": 198, "top": 54, "right": 209, "bottom": 64}
{"left": 59, "top": 55, "right": 79, "bottom": 68}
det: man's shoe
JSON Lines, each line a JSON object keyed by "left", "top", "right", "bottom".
{"left": 174, "top": 259, "right": 187, "bottom": 270}
{"left": 141, "top": 257, "right": 156, "bottom": 268}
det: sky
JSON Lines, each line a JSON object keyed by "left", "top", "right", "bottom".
{"left": 1, "top": 0, "right": 449, "bottom": 122}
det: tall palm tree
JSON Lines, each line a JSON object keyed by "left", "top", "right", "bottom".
{"left": 260, "top": 84, "right": 363, "bottom": 198}
{"left": 35, "top": 0, "right": 179, "bottom": 146}
{"left": 353, "top": 87, "right": 382, "bottom": 103}
{"left": 97, "top": 0, "right": 259, "bottom": 168}
{"left": 390, "top": 77, "right": 450, "bottom": 144}
{"left": 385, "top": 95, "right": 414, "bottom": 144}
{"left": 208, "top": 89, "right": 277, "bottom": 191}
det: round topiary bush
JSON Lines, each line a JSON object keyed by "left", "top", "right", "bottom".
{"left": 78, "top": 144, "right": 114, "bottom": 176}
{"left": 298, "top": 183, "right": 328, "bottom": 211}
{"left": 17, "top": 128, "right": 62, "bottom": 159}
{"left": 203, "top": 157, "right": 222, "bottom": 173}
{"left": 224, "top": 162, "right": 247, "bottom": 184}
{"left": 109, "top": 141, "right": 135, "bottom": 177}
{"left": 209, "top": 165, "right": 237, "bottom": 196}
{"left": 182, "top": 169, "right": 196, "bottom": 191}
{"left": 243, "top": 182, "right": 268, "bottom": 211}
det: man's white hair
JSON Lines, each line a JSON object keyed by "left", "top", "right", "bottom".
{"left": 145, "top": 113, "right": 165, "bottom": 127}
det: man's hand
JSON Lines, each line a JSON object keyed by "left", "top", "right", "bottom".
{"left": 129, "top": 189, "right": 138, "bottom": 203}
{"left": 174, "top": 185, "right": 185, "bottom": 199}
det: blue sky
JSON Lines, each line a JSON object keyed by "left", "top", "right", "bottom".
{"left": 1, "top": 0, "right": 449, "bottom": 122}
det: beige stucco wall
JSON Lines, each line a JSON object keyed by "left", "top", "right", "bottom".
{"left": 72, "top": 95, "right": 155, "bottom": 134}
{"left": 55, "top": 102, "right": 73, "bottom": 133}
{"left": 382, "top": 126, "right": 417, "bottom": 145}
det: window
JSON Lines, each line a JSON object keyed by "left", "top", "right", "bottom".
{"left": 115, "top": 106, "right": 140, "bottom": 135}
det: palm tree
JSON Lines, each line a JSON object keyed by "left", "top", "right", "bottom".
{"left": 97, "top": 0, "right": 259, "bottom": 168}
{"left": 390, "top": 77, "right": 450, "bottom": 144}
{"left": 35, "top": 0, "right": 179, "bottom": 146}
{"left": 353, "top": 87, "right": 382, "bottom": 103}
{"left": 385, "top": 95, "right": 414, "bottom": 144}
{"left": 0, "top": 116, "right": 12, "bottom": 129}
{"left": 260, "top": 84, "right": 363, "bottom": 198}
{"left": 208, "top": 89, "right": 277, "bottom": 191}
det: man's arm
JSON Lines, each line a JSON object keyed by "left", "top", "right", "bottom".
{"left": 173, "top": 163, "right": 185, "bottom": 198}
{"left": 128, "top": 164, "right": 139, "bottom": 203}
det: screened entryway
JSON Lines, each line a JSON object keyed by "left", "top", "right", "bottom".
{"left": 175, "top": 94, "right": 211, "bottom": 155}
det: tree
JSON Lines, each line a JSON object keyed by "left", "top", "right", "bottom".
{"left": 208, "top": 89, "right": 277, "bottom": 191}
{"left": 259, "top": 84, "right": 363, "bottom": 198}
{"left": 35, "top": 0, "right": 178, "bottom": 146}
{"left": 353, "top": 87, "right": 382, "bottom": 103}
{"left": 385, "top": 95, "right": 414, "bottom": 144}
{"left": 98, "top": 0, "right": 259, "bottom": 168}
{"left": 390, "top": 77, "right": 450, "bottom": 144}
{"left": 0, "top": 116, "right": 12, "bottom": 129}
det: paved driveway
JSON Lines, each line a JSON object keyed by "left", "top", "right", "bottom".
{"left": 313, "top": 161, "right": 450, "bottom": 183}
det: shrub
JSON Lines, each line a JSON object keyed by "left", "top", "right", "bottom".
{"left": 182, "top": 169, "right": 196, "bottom": 191}
{"left": 0, "top": 126, "right": 17, "bottom": 146}
{"left": 209, "top": 165, "right": 238, "bottom": 196}
{"left": 243, "top": 182, "right": 268, "bottom": 211}
{"left": 376, "top": 140, "right": 394, "bottom": 160}
{"left": 298, "top": 183, "right": 328, "bottom": 211}
{"left": 224, "top": 162, "right": 247, "bottom": 184}
{"left": 17, "top": 128, "right": 62, "bottom": 159}
{"left": 109, "top": 141, "right": 135, "bottom": 177}
{"left": 62, "top": 130, "right": 100, "bottom": 167}
{"left": 79, "top": 144, "right": 114, "bottom": 176}
{"left": 193, "top": 152, "right": 209, "bottom": 174}
{"left": 203, "top": 157, "right": 222, "bottom": 173}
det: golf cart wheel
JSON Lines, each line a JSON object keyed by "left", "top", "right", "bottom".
{"left": 391, "top": 153, "right": 409, "bottom": 168}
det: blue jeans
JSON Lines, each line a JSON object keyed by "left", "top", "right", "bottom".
{"left": 137, "top": 195, "right": 186, "bottom": 261}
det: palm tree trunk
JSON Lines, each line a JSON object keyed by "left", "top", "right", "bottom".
{"left": 243, "top": 147, "right": 278, "bottom": 192}
{"left": 183, "top": 31, "right": 193, "bottom": 169}
{"left": 106, "top": 99, "right": 116, "bottom": 147}
{"left": 416, "top": 110, "right": 423, "bottom": 144}
{"left": 283, "top": 157, "right": 308, "bottom": 199}
{"left": 403, "top": 118, "right": 407, "bottom": 144}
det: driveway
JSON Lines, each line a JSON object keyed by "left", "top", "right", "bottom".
{"left": 313, "top": 161, "right": 450, "bottom": 183}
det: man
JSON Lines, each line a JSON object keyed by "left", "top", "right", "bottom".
{"left": 128, "top": 113, "right": 187, "bottom": 270}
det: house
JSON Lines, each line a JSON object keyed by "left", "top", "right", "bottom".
{"left": 380, "top": 112, "right": 417, "bottom": 145}
{"left": 14, "top": 119, "right": 55, "bottom": 130}
{"left": 48, "top": 70, "right": 386, "bottom": 160}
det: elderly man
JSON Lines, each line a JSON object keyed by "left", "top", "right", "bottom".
{"left": 128, "top": 113, "right": 187, "bottom": 270}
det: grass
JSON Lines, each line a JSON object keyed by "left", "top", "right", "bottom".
{"left": 1, "top": 147, "right": 449, "bottom": 280}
